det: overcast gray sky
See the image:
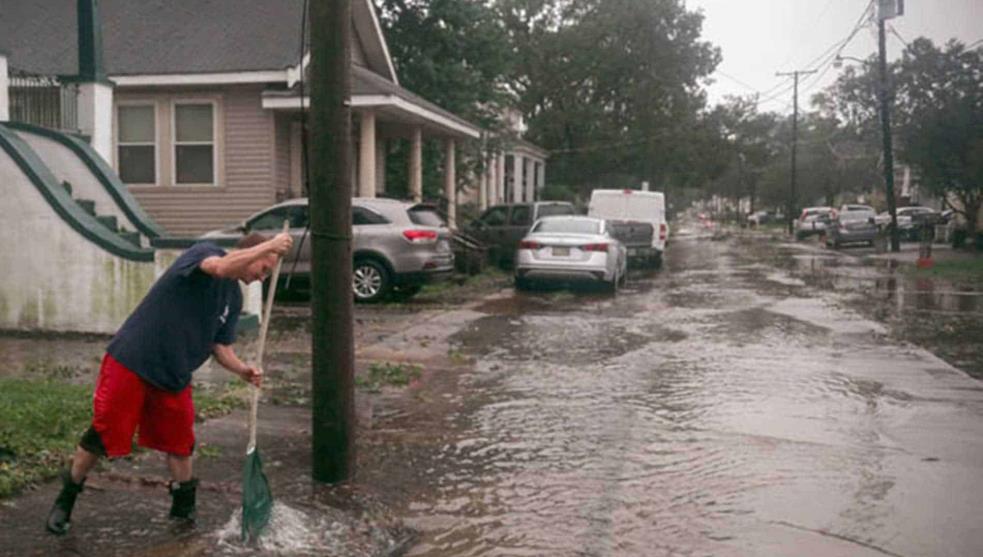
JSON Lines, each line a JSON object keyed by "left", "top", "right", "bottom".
{"left": 686, "top": 0, "right": 983, "bottom": 113}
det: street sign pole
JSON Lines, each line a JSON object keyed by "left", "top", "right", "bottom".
{"left": 309, "top": 0, "right": 355, "bottom": 483}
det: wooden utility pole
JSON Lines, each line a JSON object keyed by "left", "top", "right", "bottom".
{"left": 878, "top": 16, "right": 900, "bottom": 252}
{"left": 309, "top": 0, "right": 355, "bottom": 483}
{"left": 776, "top": 69, "right": 816, "bottom": 235}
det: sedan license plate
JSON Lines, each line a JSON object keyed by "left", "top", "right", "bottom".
{"left": 552, "top": 246, "right": 570, "bottom": 257}
{"left": 437, "top": 240, "right": 450, "bottom": 252}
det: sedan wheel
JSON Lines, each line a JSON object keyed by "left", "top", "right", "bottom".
{"left": 353, "top": 259, "right": 391, "bottom": 303}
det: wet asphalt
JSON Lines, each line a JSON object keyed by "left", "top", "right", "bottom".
{"left": 2, "top": 225, "right": 982, "bottom": 557}
{"left": 397, "top": 226, "right": 983, "bottom": 557}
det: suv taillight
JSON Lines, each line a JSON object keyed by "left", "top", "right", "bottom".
{"left": 659, "top": 223, "right": 667, "bottom": 241}
{"left": 403, "top": 229, "right": 438, "bottom": 243}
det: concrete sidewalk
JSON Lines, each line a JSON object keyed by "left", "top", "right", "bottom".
{"left": 0, "top": 402, "right": 411, "bottom": 557}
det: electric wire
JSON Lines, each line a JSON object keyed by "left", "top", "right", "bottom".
{"left": 760, "top": 0, "right": 875, "bottom": 113}
{"left": 285, "top": 0, "right": 311, "bottom": 290}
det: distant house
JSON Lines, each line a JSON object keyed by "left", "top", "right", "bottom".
{"left": 0, "top": 0, "right": 503, "bottom": 235}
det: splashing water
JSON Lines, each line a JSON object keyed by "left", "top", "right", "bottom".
{"left": 215, "top": 502, "right": 349, "bottom": 555}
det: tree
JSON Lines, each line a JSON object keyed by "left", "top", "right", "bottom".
{"left": 373, "top": 0, "right": 514, "bottom": 199}
{"left": 501, "top": 0, "right": 720, "bottom": 195}
{"left": 815, "top": 38, "right": 982, "bottom": 235}
{"left": 895, "top": 38, "right": 982, "bottom": 236}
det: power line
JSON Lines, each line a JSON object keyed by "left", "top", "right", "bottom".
{"left": 889, "top": 24, "right": 909, "bottom": 48}
{"left": 715, "top": 69, "right": 762, "bottom": 94}
{"left": 763, "top": 0, "right": 874, "bottom": 112}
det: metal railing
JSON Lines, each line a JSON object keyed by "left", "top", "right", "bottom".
{"left": 8, "top": 68, "right": 79, "bottom": 131}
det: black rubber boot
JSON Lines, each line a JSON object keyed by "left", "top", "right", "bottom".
{"left": 169, "top": 478, "right": 198, "bottom": 522}
{"left": 45, "top": 471, "right": 85, "bottom": 535}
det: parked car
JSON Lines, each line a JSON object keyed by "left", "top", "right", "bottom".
{"left": 875, "top": 206, "right": 939, "bottom": 240}
{"left": 747, "top": 210, "right": 784, "bottom": 227}
{"left": 467, "top": 202, "right": 577, "bottom": 267}
{"left": 794, "top": 206, "right": 834, "bottom": 239}
{"left": 824, "top": 208, "right": 878, "bottom": 249}
{"left": 587, "top": 189, "right": 668, "bottom": 268}
{"left": 514, "top": 216, "right": 627, "bottom": 292}
{"left": 840, "top": 204, "right": 876, "bottom": 213}
{"left": 201, "top": 197, "right": 454, "bottom": 302}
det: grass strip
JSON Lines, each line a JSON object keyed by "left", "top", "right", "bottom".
{"left": 0, "top": 377, "right": 247, "bottom": 498}
{"left": 908, "top": 257, "right": 983, "bottom": 286}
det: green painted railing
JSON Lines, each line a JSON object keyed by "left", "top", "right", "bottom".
{"left": 0, "top": 124, "right": 154, "bottom": 262}
{"left": 4, "top": 122, "right": 165, "bottom": 239}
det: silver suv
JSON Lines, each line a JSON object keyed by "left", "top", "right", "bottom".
{"left": 202, "top": 197, "right": 454, "bottom": 302}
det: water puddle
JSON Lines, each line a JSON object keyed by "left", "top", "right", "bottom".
{"left": 213, "top": 502, "right": 410, "bottom": 557}
{"left": 215, "top": 503, "right": 350, "bottom": 556}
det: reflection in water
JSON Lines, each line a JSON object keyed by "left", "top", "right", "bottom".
{"left": 401, "top": 236, "right": 983, "bottom": 557}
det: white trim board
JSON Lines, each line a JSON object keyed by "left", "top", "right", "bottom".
{"left": 262, "top": 94, "right": 480, "bottom": 138}
{"left": 111, "top": 71, "right": 288, "bottom": 87}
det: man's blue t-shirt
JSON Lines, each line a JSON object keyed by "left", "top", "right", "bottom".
{"left": 107, "top": 242, "right": 242, "bottom": 392}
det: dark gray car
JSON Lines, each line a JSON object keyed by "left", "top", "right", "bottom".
{"left": 824, "top": 210, "right": 878, "bottom": 249}
{"left": 202, "top": 197, "right": 454, "bottom": 302}
{"left": 467, "top": 202, "right": 577, "bottom": 266}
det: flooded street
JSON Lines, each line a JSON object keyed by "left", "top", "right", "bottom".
{"left": 2, "top": 227, "right": 981, "bottom": 557}
{"left": 386, "top": 227, "right": 983, "bottom": 557}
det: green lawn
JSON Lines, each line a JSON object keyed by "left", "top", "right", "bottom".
{"left": 909, "top": 257, "right": 983, "bottom": 286}
{"left": 0, "top": 377, "right": 247, "bottom": 498}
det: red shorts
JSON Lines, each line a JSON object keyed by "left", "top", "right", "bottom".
{"left": 91, "top": 354, "right": 195, "bottom": 458}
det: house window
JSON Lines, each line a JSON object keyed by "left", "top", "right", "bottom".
{"left": 117, "top": 105, "right": 156, "bottom": 184}
{"left": 174, "top": 103, "right": 215, "bottom": 184}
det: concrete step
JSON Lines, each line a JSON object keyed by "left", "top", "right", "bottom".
{"left": 96, "top": 215, "right": 118, "bottom": 233}
{"left": 76, "top": 198, "right": 96, "bottom": 216}
{"left": 119, "top": 231, "right": 142, "bottom": 247}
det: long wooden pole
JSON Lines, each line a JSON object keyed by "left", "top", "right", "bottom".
{"left": 309, "top": 0, "right": 354, "bottom": 483}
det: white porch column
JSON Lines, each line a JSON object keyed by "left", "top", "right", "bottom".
{"left": 409, "top": 127, "right": 423, "bottom": 202}
{"left": 512, "top": 153, "right": 523, "bottom": 203}
{"left": 77, "top": 81, "right": 114, "bottom": 162}
{"left": 487, "top": 154, "right": 496, "bottom": 207}
{"left": 478, "top": 159, "right": 488, "bottom": 211}
{"left": 537, "top": 160, "right": 546, "bottom": 195}
{"left": 376, "top": 139, "right": 386, "bottom": 195}
{"left": 444, "top": 137, "right": 457, "bottom": 229}
{"left": 496, "top": 153, "right": 506, "bottom": 204}
{"left": 524, "top": 158, "right": 535, "bottom": 202}
{"left": 0, "top": 53, "right": 9, "bottom": 122}
{"left": 358, "top": 110, "right": 376, "bottom": 197}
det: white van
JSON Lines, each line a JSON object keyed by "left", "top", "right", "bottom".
{"left": 588, "top": 189, "right": 669, "bottom": 267}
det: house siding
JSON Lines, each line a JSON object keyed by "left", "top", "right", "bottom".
{"left": 118, "top": 85, "right": 276, "bottom": 236}
{"left": 274, "top": 113, "right": 292, "bottom": 201}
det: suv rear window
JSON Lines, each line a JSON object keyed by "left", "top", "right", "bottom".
{"left": 353, "top": 206, "right": 389, "bottom": 225}
{"left": 407, "top": 205, "right": 446, "bottom": 227}
{"left": 538, "top": 204, "right": 575, "bottom": 218}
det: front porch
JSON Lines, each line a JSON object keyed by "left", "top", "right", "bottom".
{"left": 263, "top": 66, "right": 481, "bottom": 228}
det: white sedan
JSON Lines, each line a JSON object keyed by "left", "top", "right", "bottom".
{"left": 514, "top": 216, "right": 628, "bottom": 292}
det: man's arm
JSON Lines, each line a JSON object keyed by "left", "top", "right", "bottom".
{"left": 212, "top": 343, "right": 262, "bottom": 386}
{"left": 200, "top": 233, "right": 292, "bottom": 279}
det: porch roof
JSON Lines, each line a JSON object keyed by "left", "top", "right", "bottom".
{"left": 262, "top": 66, "right": 482, "bottom": 139}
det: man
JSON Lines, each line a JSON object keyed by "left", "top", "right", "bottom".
{"left": 46, "top": 231, "right": 293, "bottom": 535}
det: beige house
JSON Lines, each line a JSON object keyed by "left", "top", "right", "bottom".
{"left": 1, "top": 0, "right": 482, "bottom": 235}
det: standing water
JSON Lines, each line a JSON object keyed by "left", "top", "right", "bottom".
{"left": 215, "top": 502, "right": 375, "bottom": 556}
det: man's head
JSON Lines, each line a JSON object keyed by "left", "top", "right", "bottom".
{"left": 235, "top": 233, "right": 279, "bottom": 283}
